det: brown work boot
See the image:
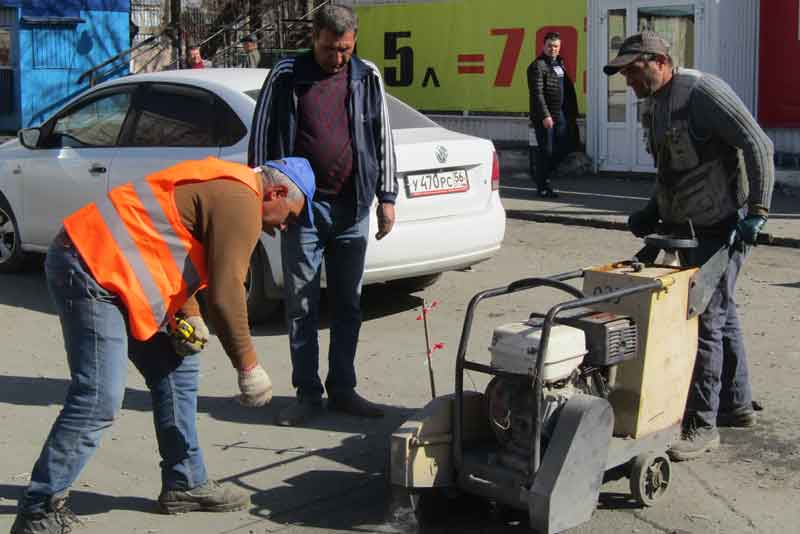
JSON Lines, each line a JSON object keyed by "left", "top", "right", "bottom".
{"left": 10, "top": 497, "right": 82, "bottom": 534}
{"left": 667, "top": 420, "right": 720, "bottom": 462}
{"left": 157, "top": 480, "right": 248, "bottom": 514}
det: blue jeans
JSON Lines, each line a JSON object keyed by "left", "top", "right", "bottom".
{"left": 21, "top": 232, "right": 207, "bottom": 514}
{"left": 281, "top": 197, "right": 369, "bottom": 399}
{"left": 532, "top": 112, "right": 572, "bottom": 190}
{"left": 682, "top": 238, "right": 753, "bottom": 428}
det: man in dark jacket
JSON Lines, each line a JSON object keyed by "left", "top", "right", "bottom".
{"left": 248, "top": 4, "right": 397, "bottom": 426}
{"left": 527, "top": 31, "right": 579, "bottom": 197}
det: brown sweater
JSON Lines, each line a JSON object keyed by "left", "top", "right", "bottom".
{"left": 173, "top": 178, "right": 261, "bottom": 370}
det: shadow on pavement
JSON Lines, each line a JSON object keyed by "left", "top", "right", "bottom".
{"left": 0, "top": 266, "right": 425, "bottom": 327}
{"left": 0, "top": 263, "right": 52, "bottom": 316}
{"left": 0, "top": 484, "right": 156, "bottom": 518}
{"left": 0, "top": 374, "right": 653, "bottom": 532}
{"left": 249, "top": 284, "right": 424, "bottom": 337}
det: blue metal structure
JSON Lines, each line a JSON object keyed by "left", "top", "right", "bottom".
{"left": 0, "top": 1, "right": 130, "bottom": 131}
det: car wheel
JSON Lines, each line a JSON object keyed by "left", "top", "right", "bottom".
{"left": 0, "top": 196, "right": 26, "bottom": 274}
{"left": 387, "top": 273, "right": 443, "bottom": 293}
{"left": 245, "top": 246, "right": 281, "bottom": 324}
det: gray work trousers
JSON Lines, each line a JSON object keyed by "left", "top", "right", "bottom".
{"left": 682, "top": 237, "right": 753, "bottom": 428}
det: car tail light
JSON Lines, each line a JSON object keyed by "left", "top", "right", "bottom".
{"left": 491, "top": 150, "right": 500, "bottom": 191}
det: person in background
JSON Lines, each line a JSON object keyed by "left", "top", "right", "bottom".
{"left": 604, "top": 31, "right": 774, "bottom": 461}
{"left": 186, "top": 44, "right": 210, "bottom": 69}
{"left": 248, "top": 4, "right": 397, "bottom": 427}
{"left": 10, "top": 157, "right": 315, "bottom": 534}
{"left": 241, "top": 36, "right": 262, "bottom": 68}
{"left": 527, "top": 31, "right": 579, "bottom": 197}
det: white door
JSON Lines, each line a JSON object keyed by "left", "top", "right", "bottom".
{"left": 596, "top": 1, "right": 704, "bottom": 172}
{"left": 21, "top": 89, "right": 133, "bottom": 246}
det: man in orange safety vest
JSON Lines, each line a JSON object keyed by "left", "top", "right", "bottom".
{"left": 11, "top": 157, "right": 315, "bottom": 534}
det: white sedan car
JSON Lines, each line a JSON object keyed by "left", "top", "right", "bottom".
{"left": 0, "top": 68, "right": 505, "bottom": 321}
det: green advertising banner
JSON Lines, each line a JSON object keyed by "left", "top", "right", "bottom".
{"left": 354, "top": 0, "right": 588, "bottom": 114}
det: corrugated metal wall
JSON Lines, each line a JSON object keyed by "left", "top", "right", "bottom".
{"left": 32, "top": 28, "right": 76, "bottom": 69}
{"left": 0, "top": 6, "right": 15, "bottom": 26}
{"left": 709, "top": 0, "right": 758, "bottom": 113}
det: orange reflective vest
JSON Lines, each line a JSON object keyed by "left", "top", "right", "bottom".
{"left": 64, "top": 157, "right": 262, "bottom": 341}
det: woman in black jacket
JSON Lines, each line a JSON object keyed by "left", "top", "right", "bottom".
{"left": 527, "top": 31, "right": 579, "bottom": 197}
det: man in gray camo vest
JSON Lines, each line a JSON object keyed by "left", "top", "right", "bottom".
{"left": 604, "top": 31, "right": 774, "bottom": 461}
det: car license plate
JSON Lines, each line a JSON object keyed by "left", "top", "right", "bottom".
{"left": 406, "top": 169, "right": 469, "bottom": 198}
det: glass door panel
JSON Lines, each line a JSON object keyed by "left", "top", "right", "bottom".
{"left": 634, "top": 5, "right": 696, "bottom": 169}
{"left": 607, "top": 9, "right": 628, "bottom": 123}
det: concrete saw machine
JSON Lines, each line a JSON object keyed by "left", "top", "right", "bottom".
{"left": 390, "top": 234, "right": 726, "bottom": 533}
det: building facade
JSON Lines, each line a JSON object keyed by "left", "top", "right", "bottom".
{"left": 345, "top": 0, "right": 799, "bottom": 173}
{"left": 0, "top": 0, "right": 130, "bottom": 131}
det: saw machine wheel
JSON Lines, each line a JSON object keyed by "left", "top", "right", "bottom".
{"left": 629, "top": 452, "right": 672, "bottom": 507}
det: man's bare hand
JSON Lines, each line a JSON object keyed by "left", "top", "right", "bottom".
{"left": 542, "top": 116, "right": 555, "bottom": 129}
{"left": 375, "top": 202, "right": 396, "bottom": 240}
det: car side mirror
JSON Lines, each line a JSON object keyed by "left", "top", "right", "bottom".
{"left": 18, "top": 128, "right": 41, "bottom": 149}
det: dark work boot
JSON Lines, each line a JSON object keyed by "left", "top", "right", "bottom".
{"left": 668, "top": 419, "right": 720, "bottom": 462}
{"left": 157, "top": 480, "right": 248, "bottom": 514}
{"left": 717, "top": 406, "right": 757, "bottom": 428}
{"left": 11, "top": 497, "right": 82, "bottom": 534}
{"left": 537, "top": 186, "right": 559, "bottom": 198}
{"left": 328, "top": 390, "right": 384, "bottom": 418}
{"left": 275, "top": 395, "right": 324, "bottom": 427}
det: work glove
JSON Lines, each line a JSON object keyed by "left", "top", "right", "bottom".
{"left": 170, "top": 315, "right": 209, "bottom": 356}
{"left": 237, "top": 363, "right": 273, "bottom": 407}
{"left": 736, "top": 214, "right": 767, "bottom": 245}
{"left": 628, "top": 201, "right": 660, "bottom": 238}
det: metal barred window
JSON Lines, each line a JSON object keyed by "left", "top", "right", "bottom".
{"left": 33, "top": 27, "right": 76, "bottom": 69}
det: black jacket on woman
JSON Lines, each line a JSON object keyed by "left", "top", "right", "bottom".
{"left": 527, "top": 53, "right": 579, "bottom": 126}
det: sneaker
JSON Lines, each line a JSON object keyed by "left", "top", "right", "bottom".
{"left": 275, "top": 396, "right": 323, "bottom": 427}
{"left": 668, "top": 422, "right": 720, "bottom": 462}
{"left": 328, "top": 390, "right": 384, "bottom": 418}
{"left": 717, "top": 406, "right": 757, "bottom": 428}
{"left": 11, "top": 497, "right": 82, "bottom": 534}
{"left": 157, "top": 480, "right": 248, "bottom": 514}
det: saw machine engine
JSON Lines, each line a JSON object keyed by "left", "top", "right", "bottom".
{"left": 486, "top": 312, "right": 638, "bottom": 473}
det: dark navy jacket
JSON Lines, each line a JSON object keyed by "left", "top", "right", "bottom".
{"left": 248, "top": 52, "right": 397, "bottom": 217}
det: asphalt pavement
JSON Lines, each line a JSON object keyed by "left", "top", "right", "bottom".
{"left": 0, "top": 146, "right": 798, "bottom": 534}
{"left": 497, "top": 148, "right": 799, "bottom": 248}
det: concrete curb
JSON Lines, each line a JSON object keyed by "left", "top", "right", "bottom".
{"left": 498, "top": 148, "right": 800, "bottom": 191}
{"left": 776, "top": 169, "right": 800, "bottom": 191}
{"left": 505, "top": 209, "right": 800, "bottom": 249}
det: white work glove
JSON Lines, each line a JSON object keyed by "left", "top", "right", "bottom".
{"left": 237, "top": 363, "right": 273, "bottom": 407}
{"left": 171, "top": 315, "right": 210, "bottom": 356}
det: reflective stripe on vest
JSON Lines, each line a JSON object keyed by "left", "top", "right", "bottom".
{"left": 64, "top": 157, "right": 261, "bottom": 341}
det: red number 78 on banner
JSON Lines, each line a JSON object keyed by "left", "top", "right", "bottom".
{"left": 458, "top": 26, "right": 578, "bottom": 87}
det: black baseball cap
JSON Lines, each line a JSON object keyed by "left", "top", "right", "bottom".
{"left": 603, "top": 31, "right": 670, "bottom": 75}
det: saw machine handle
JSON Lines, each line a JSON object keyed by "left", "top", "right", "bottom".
{"left": 507, "top": 277, "right": 586, "bottom": 299}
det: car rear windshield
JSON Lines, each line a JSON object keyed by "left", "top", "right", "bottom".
{"left": 242, "top": 90, "right": 438, "bottom": 130}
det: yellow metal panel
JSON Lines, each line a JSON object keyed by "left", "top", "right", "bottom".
{"left": 583, "top": 263, "right": 698, "bottom": 438}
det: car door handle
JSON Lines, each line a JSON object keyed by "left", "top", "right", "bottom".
{"left": 12, "top": 165, "right": 21, "bottom": 175}
{"left": 89, "top": 164, "right": 107, "bottom": 175}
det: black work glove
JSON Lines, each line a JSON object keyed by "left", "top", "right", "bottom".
{"left": 736, "top": 214, "right": 767, "bottom": 245}
{"left": 628, "top": 201, "right": 660, "bottom": 238}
